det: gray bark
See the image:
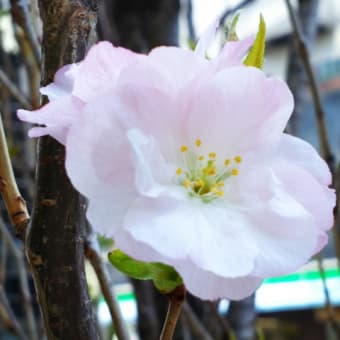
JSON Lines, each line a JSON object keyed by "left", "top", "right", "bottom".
{"left": 26, "top": 1, "right": 100, "bottom": 339}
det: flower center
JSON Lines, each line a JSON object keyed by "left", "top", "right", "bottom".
{"left": 175, "top": 139, "right": 242, "bottom": 203}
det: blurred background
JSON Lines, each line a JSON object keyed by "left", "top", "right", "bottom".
{"left": 0, "top": 0, "right": 339, "bottom": 339}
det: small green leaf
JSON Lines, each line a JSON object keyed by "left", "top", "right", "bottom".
{"left": 244, "top": 14, "right": 266, "bottom": 69}
{"left": 108, "top": 250, "right": 183, "bottom": 293}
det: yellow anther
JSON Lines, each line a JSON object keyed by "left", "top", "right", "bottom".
{"left": 209, "top": 152, "right": 216, "bottom": 159}
{"left": 234, "top": 155, "right": 242, "bottom": 164}
{"left": 198, "top": 155, "right": 204, "bottom": 161}
{"left": 183, "top": 179, "right": 192, "bottom": 188}
{"left": 195, "top": 139, "right": 202, "bottom": 147}
{"left": 180, "top": 145, "right": 188, "bottom": 152}
{"left": 207, "top": 167, "right": 216, "bottom": 176}
{"left": 211, "top": 187, "right": 224, "bottom": 197}
{"left": 231, "top": 168, "right": 239, "bottom": 176}
{"left": 195, "top": 179, "right": 204, "bottom": 187}
{"left": 224, "top": 159, "right": 231, "bottom": 166}
{"left": 176, "top": 168, "right": 183, "bottom": 176}
{"left": 217, "top": 181, "right": 224, "bottom": 187}
{"left": 216, "top": 190, "right": 224, "bottom": 197}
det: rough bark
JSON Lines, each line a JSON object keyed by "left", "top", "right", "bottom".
{"left": 286, "top": 0, "right": 319, "bottom": 134}
{"left": 26, "top": 1, "right": 100, "bottom": 339}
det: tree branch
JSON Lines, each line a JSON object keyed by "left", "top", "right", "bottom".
{"left": 0, "top": 218, "right": 38, "bottom": 340}
{"left": 26, "top": 1, "right": 100, "bottom": 338}
{"left": 10, "top": 0, "right": 41, "bottom": 69}
{"left": 160, "top": 285, "right": 186, "bottom": 340}
{"left": 0, "top": 113, "right": 30, "bottom": 235}
{"left": 0, "top": 69, "right": 32, "bottom": 110}
{"left": 181, "top": 302, "right": 213, "bottom": 340}
{"left": 285, "top": 0, "right": 334, "bottom": 168}
{"left": 85, "top": 228, "right": 130, "bottom": 340}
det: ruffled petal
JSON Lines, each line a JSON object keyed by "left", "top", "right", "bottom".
{"left": 232, "top": 164, "right": 325, "bottom": 277}
{"left": 277, "top": 134, "right": 332, "bottom": 185}
{"left": 65, "top": 99, "right": 136, "bottom": 234}
{"left": 186, "top": 66, "right": 294, "bottom": 155}
{"left": 127, "top": 129, "right": 179, "bottom": 197}
{"left": 17, "top": 96, "right": 84, "bottom": 144}
{"left": 72, "top": 42, "right": 140, "bottom": 100}
{"left": 214, "top": 36, "right": 254, "bottom": 69}
{"left": 195, "top": 19, "right": 218, "bottom": 57}
{"left": 115, "top": 228, "right": 263, "bottom": 300}
{"left": 271, "top": 158, "right": 335, "bottom": 234}
{"left": 121, "top": 195, "right": 259, "bottom": 278}
{"left": 40, "top": 64, "right": 79, "bottom": 100}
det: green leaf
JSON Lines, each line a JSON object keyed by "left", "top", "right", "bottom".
{"left": 244, "top": 14, "right": 266, "bottom": 69}
{"left": 108, "top": 249, "right": 183, "bottom": 293}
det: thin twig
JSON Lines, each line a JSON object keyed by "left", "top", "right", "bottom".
{"left": 85, "top": 230, "right": 130, "bottom": 340}
{"left": 0, "top": 229, "right": 8, "bottom": 284}
{"left": 0, "top": 69, "right": 32, "bottom": 110}
{"left": 208, "top": 301, "right": 236, "bottom": 338}
{"left": 219, "top": 0, "right": 254, "bottom": 27}
{"left": 0, "top": 287, "right": 29, "bottom": 340}
{"left": 0, "top": 113, "right": 30, "bottom": 236}
{"left": 160, "top": 285, "right": 186, "bottom": 340}
{"left": 0, "top": 219, "right": 39, "bottom": 340}
{"left": 10, "top": 0, "right": 41, "bottom": 69}
{"left": 285, "top": 0, "right": 334, "bottom": 169}
{"left": 181, "top": 302, "right": 213, "bottom": 340}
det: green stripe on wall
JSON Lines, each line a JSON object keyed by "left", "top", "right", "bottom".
{"left": 264, "top": 268, "right": 340, "bottom": 284}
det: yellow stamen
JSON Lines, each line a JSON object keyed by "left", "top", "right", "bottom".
{"left": 211, "top": 187, "right": 224, "bottom": 197}
{"left": 224, "top": 159, "right": 231, "bottom": 166}
{"left": 176, "top": 168, "right": 183, "bottom": 176}
{"left": 217, "top": 181, "right": 224, "bottom": 187}
{"left": 198, "top": 155, "right": 204, "bottom": 161}
{"left": 195, "top": 178, "right": 204, "bottom": 187}
{"left": 231, "top": 168, "right": 239, "bottom": 176}
{"left": 234, "top": 155, "right": 242, "bottom": 164}
{"left": 183, "top": 179, "right": 192, "bottom": 188}
{"left": 209, "top": 152, "right": 216, "bottom": 159}
{"left": 180, "top": 145, "right": 188, "bottom": 153}
{"left": 207, "top": 167, "right": 216, "bottom": 176}
{"left": 216, "top": 190, "right": 224, "bottom": 197}
{"left": 195, "top": 139, "right": 202, "bottom": 147}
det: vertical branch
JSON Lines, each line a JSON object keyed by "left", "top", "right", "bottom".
{"left": 285, "top": 0, "right": 334, "bottom": 167}
{"left": 0, "top": 113, "right": 30, "bottom": 235}
{"left": 160, "top": 285, "right": 186, "bottom": 340}
{"left": 286, "top": 0, "right": 318, "bottom": 135}
{"left": 26, "top": 1, "right": 100, "bottom": 339}
{"left": 10, "top": 0, "right": 41, "bottom": 69}
{"left": 85, "top": 228, "right": 130, "bottom": 340}
{"left": 285, "top": 0, "right": 339, "bottom": 334}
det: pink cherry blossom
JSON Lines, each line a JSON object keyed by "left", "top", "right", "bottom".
{"left": 17, "top": 32, "right": 335, "bottom": 300}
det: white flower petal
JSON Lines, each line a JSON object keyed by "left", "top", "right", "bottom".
{"left": 65, "top": 101, "right": 136, "bottom": 234}
{"left": 122, "top": 195, "right": 259, "bottom": 278}
{"left": 115, "top": 229, "right": 263, "bottom": 300}
{"left": 195, "top": 19, "right": 218, "bottom": 57}
{"left": 278, "top": 134, "right": 332, "bottom": 185}
{"left": 187, "top": 66, "right": 294, "bottom": 154}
